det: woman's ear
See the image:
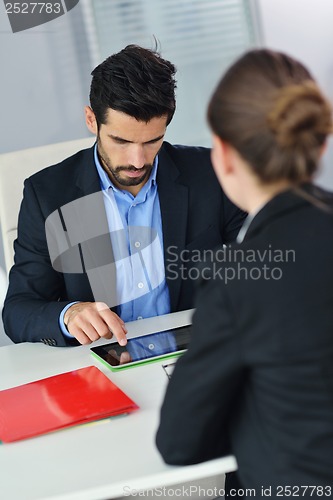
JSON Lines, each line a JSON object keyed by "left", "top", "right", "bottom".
{"left": 211, "top": 134, "right": 234, "bottom": 179}
{"left": 320, "top": 141, "right": 327, "bottom": 158}
{"left": 84, "top": 106, "right": 98, "bottom": 135}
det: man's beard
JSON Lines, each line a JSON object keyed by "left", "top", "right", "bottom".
{"left": 97, "top": 140, "right": 154, "bottom": 187}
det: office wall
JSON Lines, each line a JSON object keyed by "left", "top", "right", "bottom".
{"left": 0, "top": 4, "right": 92, "bottom": 155}
{"left": 257, "top": 0, "right": 333, "bottom": 190}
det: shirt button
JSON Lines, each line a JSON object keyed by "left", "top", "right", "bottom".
{"left": 138, "top": 282, "right": 144, "bottom": 289}
{"left": 137, "top": 316, "right": 143, "bottom": 320}
{"left": 134, "top": 241, "right": 141, "bottom": 248}
{"left": 148, "top": 343, "right": 155, "bottom": 350}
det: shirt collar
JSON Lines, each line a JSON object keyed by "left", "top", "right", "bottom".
{"left": 236, "top": 201, "right": 267, "bottom": 243}
{"left": 94, "top": 143, "right": 158, "bottom": 194}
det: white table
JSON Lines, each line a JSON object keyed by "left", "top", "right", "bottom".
{"left": 0, "top": 310, "right": 237, "bottom": 500}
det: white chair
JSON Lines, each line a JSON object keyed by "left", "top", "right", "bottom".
{"left": 0, "top": 137, "right": 94, "bottom": 274}
{"left": 0, "top": 266, "right": 7, "bottom": 306}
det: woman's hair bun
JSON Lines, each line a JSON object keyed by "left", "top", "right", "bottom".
{"left": 267, "top": 81, "right": 333, "bottom": 149}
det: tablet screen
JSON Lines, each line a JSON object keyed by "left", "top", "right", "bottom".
{"left": 90, "top": 324, "right": 191, "bottom": 369}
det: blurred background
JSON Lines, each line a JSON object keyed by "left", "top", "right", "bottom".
{"left": 1, "top": 0, "right": 333, "bottom": 345}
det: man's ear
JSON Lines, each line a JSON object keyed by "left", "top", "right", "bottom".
{"left": 84, "top": 106, "right": 98, "bottom": 135}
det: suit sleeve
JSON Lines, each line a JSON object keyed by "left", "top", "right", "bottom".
{"left": 156, "top": 274, "right": 245, "bottom": 465}
{"left": 2, "top": 178, "right": 79, "bottom": 346}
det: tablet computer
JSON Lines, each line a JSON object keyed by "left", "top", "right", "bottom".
{"left": 90, "top": 324, "right": 191, "bottom": 371}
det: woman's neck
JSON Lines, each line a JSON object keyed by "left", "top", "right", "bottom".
{"left": 246, "top": 179, "right": 294, "bottom": 214}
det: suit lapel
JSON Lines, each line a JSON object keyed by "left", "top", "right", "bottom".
{"left": 157, "top": 145, "right": 188, "bottom": 311}
{"left": 66, "top": 146, "right": 117, "bottom": 307}
{"left": 74, "top": 145, "right": 101, "bottom": 197}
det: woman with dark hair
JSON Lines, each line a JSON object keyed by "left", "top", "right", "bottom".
{"left": 156, "top": 49, "right": 333, "bottom": 495}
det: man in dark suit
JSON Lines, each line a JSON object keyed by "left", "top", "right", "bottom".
{"left": 2, "top": 45, "right": 244, "bottom": 347}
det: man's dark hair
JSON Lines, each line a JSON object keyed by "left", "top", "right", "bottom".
{"left": 90, "top": 44, "right": 177, "bottom": 127}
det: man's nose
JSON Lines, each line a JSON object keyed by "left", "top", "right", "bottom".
{"left": 128, "top": 145, "right": 146, "bottom": 168}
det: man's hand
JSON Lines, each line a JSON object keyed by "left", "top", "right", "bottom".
{"left": 64, "top": 302, "right": 127, "bottom": 346}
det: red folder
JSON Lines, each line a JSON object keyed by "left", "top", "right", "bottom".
{"left": 0, "top": 366, "right": 139, "bottom": 443}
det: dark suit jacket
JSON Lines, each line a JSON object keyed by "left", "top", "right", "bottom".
{"left": 3, "top": 142, "right": 245, "bottom": 346}
{"left": 156, "top": 184, "right": 333, "bottom": 492}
